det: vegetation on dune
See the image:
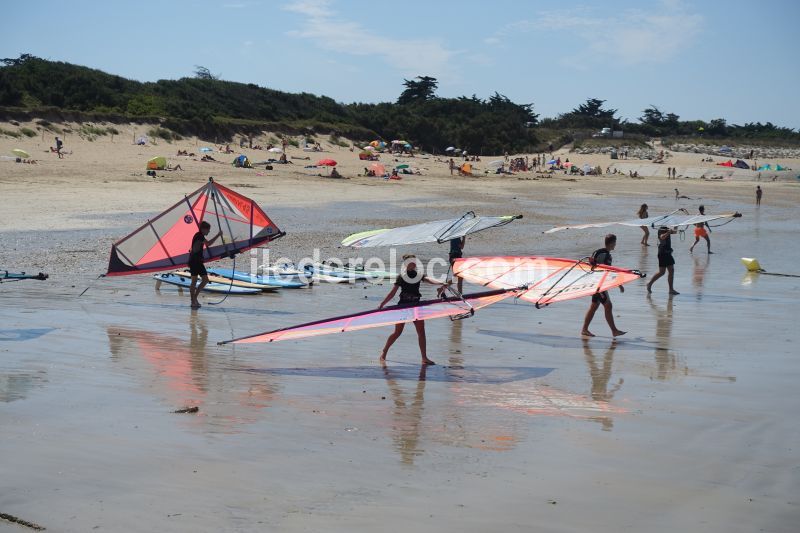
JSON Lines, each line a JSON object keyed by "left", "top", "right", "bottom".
{"left": 1, "top": 54, "right": 798, "bottom": 151}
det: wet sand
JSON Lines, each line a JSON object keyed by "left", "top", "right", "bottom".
{"left": 1, "top": 126, "right": 800, "bottom": 532}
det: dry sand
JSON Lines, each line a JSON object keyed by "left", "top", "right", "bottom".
{"left": 1, "top": 122, "right": 799, "bottom": 532}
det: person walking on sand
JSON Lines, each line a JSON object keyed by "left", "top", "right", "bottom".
{"left": 55, "top": 136, "right": 63, "bottom": 159}
{"left": 449, "top": 158, "right": 455, "bottom": 176}
{"left": 378, "top": 255, "right": 444, "bottom": 365}
{"left": 756, "top": 185, "right": 762, "bottom": 206}
{"left": 647, "top": 226, "right": 679, "bottom": 295}
{"left": 188, "top": 221, "right": 222, "bottom": 309}
{"left": 582, "top": 234, "right": 626, "bottom": 338}
{"left": 689, "top": 205, "right": 712, "bottom": 254}
{"left": 638, "top": 204, "right": 650, "bottom": 246}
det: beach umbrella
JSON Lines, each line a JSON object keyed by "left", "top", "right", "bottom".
{"left": 564, "top": 162, "right": 573, "bottom": 168}
{"left": 200, "top": 147, "right": 213, "bottom": 153}
{"left": 396, "top": 164, "right": 410, "bottom": 169}
{"left": 12, "top": 149, "right": 29, "bottom": 158}
{"left": 317, "top": 159, "right": 337, "bottom": 166}
{"left": 363, "top": 146, "right": 376, "bottom": 151}
{"left": 548, "top": 159, "right": 557, "bottom": 165}
{"left": 445, "top": 146, "right": 455, "bottom": 152}
{"left": 370, "top": 163, "right": 386, "bottom": 176}
{"left": 268, "top": 147, "right": 283, "bottom": 153}
{"left": 487, "top": 160, "right": 504, "bottom": 169}
{"left": 404, "top": 143, "right": 412, "bottom": 149}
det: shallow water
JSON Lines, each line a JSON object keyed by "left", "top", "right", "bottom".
{"left": 1, "top": 192, "right": 799, "bottom": 532}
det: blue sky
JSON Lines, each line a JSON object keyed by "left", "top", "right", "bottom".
{"left": 3, "top": 0, "right": 799, "bottom": 127}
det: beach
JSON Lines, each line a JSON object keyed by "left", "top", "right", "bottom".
{"left": 2, "top": 123, "right": 799, "bottom": 532}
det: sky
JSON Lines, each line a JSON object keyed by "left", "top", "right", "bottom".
{"left": 3, "top": 0, "right": 799, "bottom": 128}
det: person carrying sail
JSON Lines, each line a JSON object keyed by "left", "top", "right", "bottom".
{"left": 581, "top": 234, "right": 626, "bottom": 338}
{"left": 449, "top": 236, "right": 466, "bottom": 294}
{"left": 188, "top": 221, "right": 223, "bottom": 309}
{"left": 378, "top": 255, "right": 445, "bottom": 365}
{"left": 647, "top": 226, "right": 680, "bottom": 295}
{"left": 689, "top": 205, "right": 713, "bottom": 254}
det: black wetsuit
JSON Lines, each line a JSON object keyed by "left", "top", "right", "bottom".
{"left": 591, "top": 247, "right": 612, "bottom": 304}
{"left": 449, "top": 238, "right": 463, "bottom": 264}
{"left": 657, "top": 228, "right": 675, "bottom": 268}
{"left": 188, "top": 231, "right": 207, "bottom": 276}
{"left": 395, "top": 269, "right": 422, "bottom": 305}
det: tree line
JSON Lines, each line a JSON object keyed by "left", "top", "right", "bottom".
{"left": 1, "top": 55, "right": 797, "bottom": 152}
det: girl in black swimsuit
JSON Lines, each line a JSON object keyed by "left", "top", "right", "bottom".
{"left": 378, "top": 254, "right": 445, "bottom": 365}
{"left": 647, "top": 226, "right": 680, "bottom": 295}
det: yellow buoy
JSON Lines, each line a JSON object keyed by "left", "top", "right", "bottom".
{"left": 741, "top": 257, "right": 762, "bottom": 272}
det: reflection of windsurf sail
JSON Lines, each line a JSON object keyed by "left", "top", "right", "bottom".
{"left": 545, "top": 211, "right": 742, "bottom": 233}
{"left": 454, "top": 256, "right": 644, "bottom": 307}
{"left": 341, "top": 211, "right": 522, "bottom": 247}
{"left": 107, "top": 178, "right": 284, "bottom": 276}
{"left": 220, "top": 289, "right": 515, "bottom": 344}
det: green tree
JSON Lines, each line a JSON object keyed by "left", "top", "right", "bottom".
{"left": 397, "top": 76, "right": 438, "bottom": 105}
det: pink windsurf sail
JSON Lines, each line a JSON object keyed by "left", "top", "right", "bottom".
{"left": 453, "top": 256, "right": 644, "bottom": 307}
{"left": 106, "top": 178, "right": 284, "bottom": 276}
{"left": 219, "top": 289, "right": 515, "bottom": 345}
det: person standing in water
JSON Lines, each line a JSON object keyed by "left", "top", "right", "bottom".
{"left": 638, "top": 204, "right": 650, "bottom": 246}
{"left": 756, "top": 185, "right": 763, "bottom": 206}
{"left": 449, "top": 236, "right": 465, "bottom": 294}
{"left": 188, "top": 221, "right": 222, "bottom": 309}
{"left": 647, "top": 226, "right": 680, "bottom": 295}
{"left": 581, "top": 234, "right": 626, "bottom": 338}
{"left": 689, "top": 205, "right": 712, "bottom": 254}
{"left": 379, "top": 255, "right": 444, "bottom": 365}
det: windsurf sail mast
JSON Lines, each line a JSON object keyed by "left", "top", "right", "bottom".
{"left": 453, "top": 256, "right": 644, "bottom": 308}
{"left": 341, "top": 212, "right": 522, "bottom": 248}
{"left": 545, "top": 211, "right": 742, "bottom": 233}
{"left": 1, "top": 270, "right": 49, "bottom": 283}
{"left": 107, "top": 178, "right": 284, "bottom": 276}
{"left": 219, "top": 288, "right": 515, "bottom": 344}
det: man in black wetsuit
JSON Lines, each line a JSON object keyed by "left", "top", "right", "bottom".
{"left": 188, "top": 221, "right": 222, "bottom": 309}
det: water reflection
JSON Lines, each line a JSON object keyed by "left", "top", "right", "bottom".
{"left": 107, "top": 318, "right": 277, "bottom": 432}
{"left": 0, "top": 371, "right": 47, "bottom": 402}
{"left": 382, "top": 362, "right": 427, "bottom": 465}
{"left": 647, "top": 295, "right": 678, "bottom": 380}
{"left": 582, "top": 339, "right": 623, "bottom": 431}
{"left": 692, "top": 254, "right": 710, "bottom": 296}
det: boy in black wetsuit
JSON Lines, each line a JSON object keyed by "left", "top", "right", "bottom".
{"left": 581, "top": 234, "right": 626, "bottom": 338}
{"left": 647, "top": 226, "right": 680, "bottom": 295}
{"left": 188, "top": 221, "right": 222, "bottom": 308}
{"left": 449, "top": 236, "right": 465, "bottom": 294}
{"left": 378, "top": 254, "right": 445, "bottom": 365}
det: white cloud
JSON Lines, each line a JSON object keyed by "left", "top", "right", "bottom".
{"left": 282, "top": 0, "right": 457, "bottom": 78}
{"left": 490, "top": 1, "right": 702, "bottom": 67}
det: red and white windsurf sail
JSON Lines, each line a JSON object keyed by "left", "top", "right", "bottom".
{"left": 454, "top": 256, "right": 644, "bottom": 307}
{"left": 220, "top": 289, "right": 515, "bottom": 344}
{"left": 106, "top": 178, "right": 284, "bottom": 276}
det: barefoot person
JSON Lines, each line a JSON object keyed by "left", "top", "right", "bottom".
{"left": 647, "top": 226, "right": 680, "bottom": 295}
{"left": 188, "top": 221, "right": 222, "bottom": 309}
{"left": 756, "top": 185, "right": 762, "bottom": 206}
{"left": 581, "top": 234, "right": 626, "bottom": 338}
{"left": 689, "top": 205, "right": 712, "bottom": 254}
{"left": 638, "top": 204, "right": 650, "bottom": 246}
{"left": 449, "top": 236, "right": 466, "bottom": 294}
{"left": 378, "top": 255, "right": 443, "bottom": 365}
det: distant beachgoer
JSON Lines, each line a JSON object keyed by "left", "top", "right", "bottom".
{"left": 449, "top": 158, "right": 455, "bottom": 175}
{"left": 55, "top": 137, "right": 63, "bottom": 159}
{"left": 756, "top": 185, "right": 762, "bottom": 206}
{"left": 675, "top": 188, "right": 680, "bottom": 200}
{"left": 638, "top": 204, "right": 650, "bottom": 246}
{"left": 647, "top": 226, "right": 679, "bottom": 295}
{"left": 672, "top": 167, "right": 677, "bottom": 179}
{"left": 448, "top": 236, "right": 465, "bottom": 294}
{"left": 582, "top": 234, "right": 626, "bottom": 337}
{"left": 330, "top": 167, "right": 342, "bottom": 179}
{"left": 378, "top": 255, "right": 444, "bottom": 365}
{"left": 188, "top": 221, "right": 223, "bottom": 309}
{"left": 689, "top": 205, "right": 712, "bottom": 254}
